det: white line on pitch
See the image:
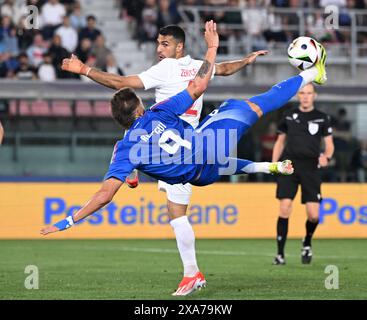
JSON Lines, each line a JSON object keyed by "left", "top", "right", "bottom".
{"left": 108, "top": 246, "right": 364, "bottom": 260}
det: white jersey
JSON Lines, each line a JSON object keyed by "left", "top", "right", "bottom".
{"left": 138, "top": 55, "right": 215, "bottom": 128}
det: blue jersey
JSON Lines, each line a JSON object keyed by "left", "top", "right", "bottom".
{"left": 104, "top": 90, "right": 200, "bottom": 185}
{"left": 104, "top": 75, "right": 304, "bottom": 187}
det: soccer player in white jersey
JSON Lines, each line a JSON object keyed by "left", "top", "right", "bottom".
{"left": 61, "top": 25, "right": 267, "bottom": 296}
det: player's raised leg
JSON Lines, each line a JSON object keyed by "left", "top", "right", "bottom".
{"left": 248, "top": 42, "right": 327, "bottom": 115}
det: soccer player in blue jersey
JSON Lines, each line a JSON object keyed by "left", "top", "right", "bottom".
{"left": 41, "top": 21, "right": 327, "bottom": 295}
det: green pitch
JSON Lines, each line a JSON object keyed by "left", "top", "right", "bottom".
{"left": 1, "top": 239, "right": 366, "bottom": 300}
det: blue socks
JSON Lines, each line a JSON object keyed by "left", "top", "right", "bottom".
{"left": 249, "top": 75, "right": 303, "bottom": 115}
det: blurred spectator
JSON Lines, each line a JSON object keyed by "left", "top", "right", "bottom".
{"left": 55, "top": 15, "right": 78, "bottom": 53}
{"left": 180, "top": 0, "right": 198, "bottom": 22}
{"left": 14, "top": 52, "right": 37, "bottom": 80}
{"left": 222, "top": 0, "right": 244, "bottom": 54}
{"left": 271, "top": 0, "right": 290, "bottom": 7}
{"left": 350, "top": 139, "right": 367, "bottom": 182}
{"left": 336, "top": 0, "right": 355, "bottom": 43}
{"left": 41, "top": 0, "right": 67, "bottom": 40}
{"left": 0, "top": 15, "right": 13, "bottom": 42}
{"left": 0, "top": 18, "right": 19, "bottom": 57}
{"left": 1, "top": 0, "right": 28, "bottom": 26}
{"left": 332, "top": 108, "right": 353, "bottom": 181}
{"left": 48, "top": 33, "right": 71, "bottom": 78}
{"left": 264, "top": 8, "right": 289, "bottom": 44}
{"left": 0, "top": 52, "right": 15, "bottom": 77}
{"left": 90, "top": 34, "right": 112, "bottom": 69}
{"left": 79, "top": 15, "right": 101, "bottom": 43}
{"left": 319, "top": 0, "right": 346, "bottom": 7}
{"left": 121, "top": 0, "right": 145, "bottom": 38}
{"left": 260, "top": 122, "right": 278, "bottom": 162}
{"left": 16, "top": 16, "right": 36, "bottom": 51}
{"left": 138, "top": 0, "right": 158, "bottom": 44}
{"left": 69, "top": 1, "right": 86, "bottom": 31}
{"left": 59, "top": 0, "right": 76, "bottom": 13}
{"left": 259, "top": 122, "right": 278, "bottom": 181}
{"left": 306, "top": 11, "right": 336, "bottom": 43}
{"left": 26, "top": 32, "right": 48, "bottom": 67}
{"left": 75, "top": 37, "right": 92, "bottom": 63}
{"left": 156, "top": 0, "right": 181, "bottom": 30}
{"left": 242, "top": 0, "right": 267, "bottom": 50}
{"left": 102, "top": 53, "right": 124, "bottom": 76}
{"left": 38, "top": 52, "right": 57, "bottom": 81}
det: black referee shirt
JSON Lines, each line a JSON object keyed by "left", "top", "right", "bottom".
{"left": 278, "top": 107, "right": 333, "bottom": 164}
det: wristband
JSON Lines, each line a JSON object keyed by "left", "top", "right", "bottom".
{"left": 53, "top": 215, "right": 74, "bottom": 231}
{"left": 80, "top": 65, "right": 91, "bottom": 76}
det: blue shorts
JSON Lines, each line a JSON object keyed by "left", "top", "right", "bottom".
{"left": 191, "top": 99, "right": 259, "bottom": 186}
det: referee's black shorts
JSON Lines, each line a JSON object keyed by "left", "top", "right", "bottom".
{"left": 276, "top": 159, "right": 322, "bottom": 204}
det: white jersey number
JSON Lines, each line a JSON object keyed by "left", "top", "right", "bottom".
{"left": 158, "top": 130, "right": 192, "bottom": 155}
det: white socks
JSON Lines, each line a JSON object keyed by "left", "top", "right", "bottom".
{"left": 170, "top": 216, "right": 199, "bottom": 277}
{"left": 242, "top": 162, "right": 271, "bottom": 174}
{"left": 300, "top": 67, "right": 318, "bottom": 88}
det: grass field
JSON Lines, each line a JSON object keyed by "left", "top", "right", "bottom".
{"left": 1, "top": 239, "right": 366, "bottom": 300}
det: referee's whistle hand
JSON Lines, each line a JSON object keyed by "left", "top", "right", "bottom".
{"left": 318, "top": 155, "right": 329, "bottom": 167}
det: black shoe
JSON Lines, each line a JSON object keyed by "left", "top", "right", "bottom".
{"left": 301, "top": 246, "right": 313, "bottom": 264}
{"left": 273, "top": 254, "right": 286, "bottom": 265}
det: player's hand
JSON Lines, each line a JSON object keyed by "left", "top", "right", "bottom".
{"left": 40, "top": 225, "right": 60, "bottom": 236}
{"left": 245, "top": 50, "right": 269, "bottom": 65}
{"left": 204, "top": 20, "right": 219, "bottom": 49}
{"left": 61, "top": 54, "right": 90, "bottom": 75}
{"left": 318, "top": 154, "right": 329, "bottom": 167}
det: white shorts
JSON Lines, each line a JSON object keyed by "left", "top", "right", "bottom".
{"left": 158, "top": 180, "right": 192, "bottom": 205}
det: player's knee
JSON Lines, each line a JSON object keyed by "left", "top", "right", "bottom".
{"left": 279, "top": 200, "right": 292, "bottom": 217}
{"left": 167, "top": 200, "right": 188, "bottom": 220}
{"left": 307, "top": 214, "right": 319, "bottom": 223}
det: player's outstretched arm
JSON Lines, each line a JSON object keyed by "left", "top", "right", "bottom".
{"left": 215, "top": 50, "right": 268, "bottom": 76}
{"left": 40, "top": 178, "right": 123, "bottom": 235}
{"left": 61, "top": 54, "right": 144, "bottom": 90}
{"left": 187, "top": 20, "right": 219, "bottom": 101}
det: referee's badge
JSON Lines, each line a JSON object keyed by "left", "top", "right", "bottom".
{"left": 308, "top": 122, "right": 319, "bottom": 135}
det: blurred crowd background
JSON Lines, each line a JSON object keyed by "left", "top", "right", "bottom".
{"left": 1, "top": 0, "right": 366, "bottom": 80}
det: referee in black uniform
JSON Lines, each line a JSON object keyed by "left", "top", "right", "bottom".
{"left": 272, "top": 83, "right": 334, "bottom": 265}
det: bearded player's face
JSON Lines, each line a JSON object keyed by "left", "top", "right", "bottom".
{"left": 156, "top": 35, "right": 183, "bottom": 61}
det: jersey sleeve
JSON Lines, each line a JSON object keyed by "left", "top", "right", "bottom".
{"left": 104, "top": 141, "right": 136, "bottom": 182}
{"left": 150, "top": 89, "right": 194, "bottom": 117}
{"left": 277, "top": 112, "right": 288, "bottom": 134}
{"left": 138, "top": 59, "right": 173, "bottom": 90}
{"left": 322, "top": 114, "right": 333, "bottom": 136}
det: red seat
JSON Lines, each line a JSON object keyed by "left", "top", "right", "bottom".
{"left": 51, "top": 101, "right": 72, "bottom": 117}
{"left": 9, "top": 100, "right": 18, "bottom": 116}
{"left": 19, "top": 100, "right": 32, "bottom": 116}
{"left": 94, "top": 101, "right": 111, "bottom": 117}
{"left": 31, "top": 100, "right": 51, "bottom": 116}
{"left": 75, "top": 101, "right": 93, "bottom": 117}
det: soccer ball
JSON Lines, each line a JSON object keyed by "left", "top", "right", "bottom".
{"left": 287, "top": 36, "right": 321, "bottom": 71}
